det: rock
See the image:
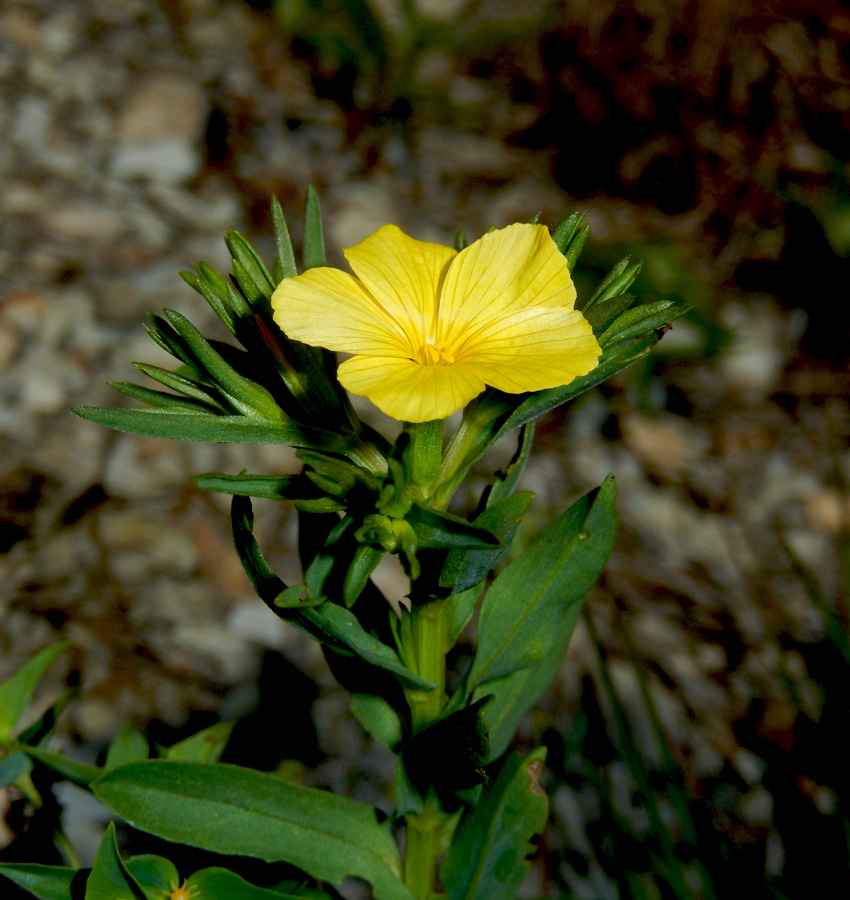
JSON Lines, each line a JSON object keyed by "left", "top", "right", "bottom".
{"left": 119, "top": 73, "right": 207, "bottom": 142}
{"left": 43, "top": 205, "right": 127, "bottom": 243}
{"left": 113, "top": 73, "right": 208, "bottom": 182}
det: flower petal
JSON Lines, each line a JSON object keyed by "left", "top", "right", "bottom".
{"left": 271, "top": 267, "right": 409, "bottom": 357}
{"left": 460, "top": 307, "right": 601, "bottom": 393}
{"left": 438, "top": 223, "right": 577, "bottom": 342}
{"left": 338, "top": 356, "right": 485, "bottom": 423}
{"left": 344, "top": 225, "right": 457, "bottom": 345}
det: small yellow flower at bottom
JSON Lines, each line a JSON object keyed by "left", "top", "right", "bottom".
{"left": 271, "top": 222, "right": 601, "bottom": 423}
{"left": 169, "top": 882, "right": 195, "bottom": 900}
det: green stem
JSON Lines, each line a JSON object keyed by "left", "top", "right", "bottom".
{"left": 404, "top": 792, "right": 447, "bottom": 900}
{"left": 404, "top": 419, "right": 443, "bottom": 502}
{"left": 399, "top": 599, "right": 450, "bottom": 898}
{"left": 434, "top": 395, "right": 512, "bottom": 509}
{"left": 403, "top": 599, "right": 447, "bottom": 731}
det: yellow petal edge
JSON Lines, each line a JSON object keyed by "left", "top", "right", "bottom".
{"left": 271, "top": 223, "right": 601, "bottom": 423}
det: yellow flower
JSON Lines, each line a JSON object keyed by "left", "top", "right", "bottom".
{"left": 271, "top": 223, "right": 601, "bottom": 423}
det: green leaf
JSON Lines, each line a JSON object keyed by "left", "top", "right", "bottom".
{"left": 401, "top": 698, "right": 491, "bottom": 797}
{"left": 441, "top": 748, "right": 549, "bottom": 900}
{"left": 0, "top": 642, "right": 69, "bottom": 746}
{"left": 465, "top": 477, "right": 618, "bottom": 691}
{"left": 304, "top": 515, "right": 358, "bottom": 601}
{"left": 85, "top": 822, "right": 147, "bottom": 900}
{"left": 187, "top": 867, "right": 309, "bottom": 900}
{"left": 496, "top": 332, "right": 662, "bottom": 437}
{"left": 107, "top": 382, "right": 217, "bottom": 414}
{"left": 550, "top": 211, "right": 585, "bottom": 253}
{"left": 343, "top": 544, "right": 384, "bottom": 607}
{"left": 225, "top": 229, "right": 276, "bottom": 298}
{"left": 123, "top": 855, "right": 179, "bottom": 900}
{"left": 17, "top": 688, "right": 78, "bottom": 747}
{"left": 298, "top": 603, "right": 436, "bottom": 690}
{"left": 599, "top": 299, "right": 689, "bottom": 348}
{"left": 231, "top": 496, "right": 432, "bottom": 689}
{"left": 564, "top": 224, "right": 590, "bottom": 273}
{"left": 445, "top": 583, "right": 485, "bottom": 650}
{"left": 94, "top": 761, "right": 413, "bottom": 900}
{"left": 24, "top": 746, "right": 102, "bottom": 786}
{"left": 0, "top": 864, "right": 76, "bottom": 900}
{"left": 579, "top": 256, "right": 641, "bottom": 313}
{"left": 473, "top": 655, "right": 565, "bottom": 762}
{"left": 232, "top": 257, "right": 267, "bottom": 309}
{"left": 440, "top": 492, "right": 534, "bottom": 595}
{"left": 350, "top": 693, "right": 403, "bottom": 749}
{"left": 271, "top": 195, "right": 298, "bottom": 282}
{"left": 230, "top": 492, "right": 288, "bottom": 604}
{"left": 163, "top": 721, "right": 233, "bottom": 763}
{"left": 195, "top": 472, "right": 329, "bottom": 503}
{"left": 487, "top": 422, "right": 535, "bottom": 507}
{"left": 0, "top": 750, "right": 32, "bottom": 789}
{"left": 406, "top": 503, "right": 500, "bottom": 551}
{"left": 133, "top": 362, "right": 229, "bottom": 411}
{"left": 162, "top": 309, "right": 284, "bottom": 420}
{"left": 104, "top": 724, "right": 149, "bottom": 770}
{"left": 583, "top": 291, "right": 637, "bottom": 337}
{"left": 180, "top": 267, "right": 238, "bottom": 336}
{"left": 74, "top": 408, "right": 351, "bottom": 455}
{"left": 302, "top": 186, "right": 326, "bottom": 270}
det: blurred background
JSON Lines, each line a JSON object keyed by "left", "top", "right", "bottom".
{"left": 1, "top": 0, "right": 849, "bottom": 897}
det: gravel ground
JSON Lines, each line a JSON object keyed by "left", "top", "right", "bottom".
{"left": 2, "top": 1, "right": 849, "bottom": 895}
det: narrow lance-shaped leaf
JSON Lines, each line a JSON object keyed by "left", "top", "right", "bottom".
{"left": 302, "top": 184, "right": 326, "bottom": 270}
{"left": 599, "top": 298, "right": 687, "bottom": 348}
{"left": 107, "top": 382, "right": 215, "bottom": 414}
{"left": 104, "top": 723, "right": 149, "bottom": 770}
{"left": 583, "top": 291, "right": 637, "bottom": 337}
{"left": 84, "top": 822, "right": 148, "bottom": 900}
{"left": 0, "top": 863, "right": 77, "bottom": 900}
{"left": 163, "top": 309, "right": 284, "bottom": 420}
{"left": 0, "top": 752, "right": 32, "bottom": 790}
{"left": 440, "top": 492, "right": 534, "bottom": 596}
{"left": 468, "top": 481, "right": 618, "bottom": 760}
{"left": 441, "top": 748, "right": 549, "bottom": 900}
{"left": 487, "top": 420, "right": 535, "bottom": 506}
{"left": 231, "top": 257, "right": 267, "bottom": 309}
{"left": 496, "top": 331, "right": 664, "bottom": 438}
{"left": 186, "top": 867, "right": 313, "bottom": 900}
{"left": 194, "top": 472, "right": 342, "bottom": 507}
{"left": 17, "top": 688, "right": 78, "bottom": 747}
{"left": 271, "top": 195, "right": 298, "bottom": 282}
{"left": 123, "top": 855, "right": 179, "bottom": 900}
{"left": 0, "top": 642, "right": 69, "bottom": 746}
{"left": 465, "top": 476, "right": 618, "bottom": 692}
{"left": 24, "top": 745, "right": 102, "bottom": 786}
{"left": 405, "top": 502, "right": 501, "bottom": 551}
{"left": 133, "top": 362, "right": 229, "bottom": 411}
{"left": 163, "top": 721, "right": 234, "bottom": 763}
{"left": 93, "top": 761, "right": 414, "bottom": 900}
{"left": 230, "top": 496, "right": 433, "bottom": 689}
{"left": 225, "top": 228, "right": 275, "bottom": 298}
{"left": 580, "top": 256, "right": 642, "bottom": 313}
{"left": 564, "top": 223, "right": 590, "bottom": 272}
{"left": 74, "top": 408, "right": 355, "bottom": 455}
{"left": 180, "top": 268, "right": 238, "bottom": 335}
{"left": 550, "top": 211, "right": 585, "bottom": 253}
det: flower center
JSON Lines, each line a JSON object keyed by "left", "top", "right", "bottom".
{"left": 419, "top": 336, "right": 456, "bottom": 366}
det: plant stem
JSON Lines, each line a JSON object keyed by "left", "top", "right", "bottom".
{"left": 403, "top": 599, "right": 447, "bottom": 732}
{"left": 404, "top": 791, "right": 447, "bottom": 900}
{"left": 404, "top": 419, "right": 443, "bottom": 502}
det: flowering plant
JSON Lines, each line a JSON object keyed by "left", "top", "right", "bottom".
{"left": 0, "top": 189, "right": 686, "bottom": 900}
